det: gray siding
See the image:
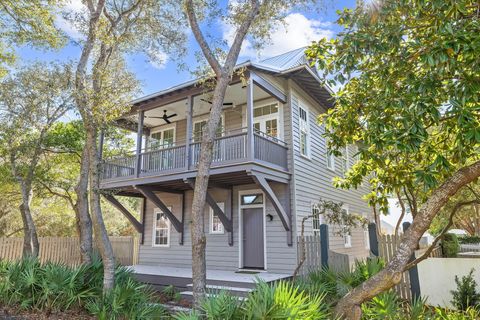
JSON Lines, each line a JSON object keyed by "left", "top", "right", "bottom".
{"left": 138, "top": 183, "right": 297, "bottom": 274}
{"left": 289, "top": 81, "right": 371, "bottom": 263}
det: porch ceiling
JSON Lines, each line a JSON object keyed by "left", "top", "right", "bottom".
{"left": 121, "top": 82, "right": 271, "bottom": 128}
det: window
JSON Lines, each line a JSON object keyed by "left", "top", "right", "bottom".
{"left": 241, "top": 194, "right": 263, "bottom": 205}
{"left": 193, "top": 117, "right": 224, "bottom": 142}
{"left": 342, "top": 205, "right": 352, "bottom": 248}
{"left": 153, "top": 209, "right": 171, "bottom": 247}
{"left": 149, "top": 127, "right": 175, "bottom": 150}
{"left": 253, "top": 103, "right": 280, "bottom": 139}
{"left": 299, "top": 106, "right": 310, "bottom": 157}
{"left": 364, "top": 229, "right": 370, "bottom": 250}
{"left": 340, "top": 146, "right": 349, "bottom": 175}
{"left": 326, "top": 138, "right": 335, "bottom": 170}
{"left": 210, "top": 202, "right": 225, "bottom": 234}
{"left": 312, "top": 203, "right": 322, "bottom": 236}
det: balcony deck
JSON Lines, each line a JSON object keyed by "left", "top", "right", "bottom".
{"left": 100, "top": 131, "right": 289, "bottom": 189}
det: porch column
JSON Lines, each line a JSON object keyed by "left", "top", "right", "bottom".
{"left": 246, "top": 75, "right": 254, "bottom": 161}
{"left": 185, "top": 95, "right": 193, "bottom": 170}
{"left": 135, "top": 110, "right": 144, "bottom": 177}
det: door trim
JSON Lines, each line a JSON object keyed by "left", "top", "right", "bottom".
{"left": 238, "top": 189, "right": 267, "bottom": 270}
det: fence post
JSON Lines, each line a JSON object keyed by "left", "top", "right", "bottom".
{"left": 320, "top": 224, "right": 329, "bottom": 268}
{"left": 403, "top": 222, "right": 421, "bottom": 300}
{"left": 368, "top": 223, "right": 379, "bottom": 256}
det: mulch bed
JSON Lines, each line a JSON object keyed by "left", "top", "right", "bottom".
{"left": 0, "top": 306, "right": 94, "bottom": 320}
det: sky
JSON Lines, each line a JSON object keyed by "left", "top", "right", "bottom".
{"left": 18, "top": 0, "right": 357, "bottom": 98}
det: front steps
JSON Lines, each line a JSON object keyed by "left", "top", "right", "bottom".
{"left": 180, "top": 282, "right": 254, "bottom": 301}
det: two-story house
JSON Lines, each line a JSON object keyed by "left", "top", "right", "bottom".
{"left": 100, "top": 48, "right": 371, "bottom": 290}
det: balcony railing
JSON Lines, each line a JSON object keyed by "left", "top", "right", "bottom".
{"left": 101, "top": 130, "right": 288, "bottom": 181}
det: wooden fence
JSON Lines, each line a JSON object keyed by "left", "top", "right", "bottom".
{"left": 378, "top": 234, "right": 412, "bottom": 301}
{"left": 0, "top": 236, "right": 140, "bottom": 267}
{"left": 296, "top": 235, "right": 322, "bottom": 275}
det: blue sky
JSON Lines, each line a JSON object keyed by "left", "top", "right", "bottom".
{"left": 18, "top": 0, "right": 356, "bottom": 98}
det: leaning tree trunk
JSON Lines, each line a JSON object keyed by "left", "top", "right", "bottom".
{"left": 19, "top": 185, "right": 39, "bottom": 257}
{"left": 74, "top": 148, "right": 93, "bottom": 264}
{"left": 335, "top": 160, "right": 480, "bottom": 319}
{"left": 85, "top": 125, "right": 116, "bottom": 291}
{"left": 190, "top": 75, "right": 231, "bottom": 306}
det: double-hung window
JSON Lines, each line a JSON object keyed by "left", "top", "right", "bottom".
{"left": 153, "top": 208, "right": 171, "bottom": 247}
{"left": 326, "top": 138, "right": 335, "bottom": 170}
{"left": 340, "top": 146, "right": 349, "bottom": 176}
{"left": 149, "top": 127, "right": 175, "bottom": 150}
{"left": 210, "top": 202, "right": 225, "bottom": 234}
{"left": 312, "top": 203, "right": 322, "bottom": 236}
{"left": 299, "top": 106, "right": 310, "bottom": 157}
{"left": 342, "top": 205, "right": 352, "bottom": 248}
{"left": 193, "top": 116, "right": 224, "bottom": 142}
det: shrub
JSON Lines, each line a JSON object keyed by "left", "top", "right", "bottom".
{"left": 442, "top": 233, "right": 460, "bottom": 257}
{"left": 361, "top": 291, "right": 401, "bottom": 320}
{"left": 451, "top": 269, "right": 480, "bottom": 311}
{"left": 0, "top": 257, "right": 163, "bottom": 319}
{"left": 459, "top": 235, "right": 480, "bottom": 244}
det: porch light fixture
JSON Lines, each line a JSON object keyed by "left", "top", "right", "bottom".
{"left": 266, "top": 214, "right": 274, "bottom": 222}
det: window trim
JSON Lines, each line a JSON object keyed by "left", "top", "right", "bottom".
{"left": 298, "top": 105, "right": 311, "bottom": 158}
{"left": 326, "top": 138, "right": 335, "bottom": 171}
{"left": 364, "top": 229, "right": 370, "bottom": 250}
{"left": 152, "top": 207, "right": 172, "bottom": 247}
{"left": 342, "top": 204, "right": 352, "bottom": 248}
{"left": 209, "top": 202, "right": 225, "bottom": 235}
{"left": 149, "top": 123, "right": 176, "bottom": 150}
{"left": 253, "top": 101, "right": 282, "bottom": 140}
{"left": 192, "top": 114, "right": 225, "bottom": 142}
{"left": 311, "top": 203, "right": 323, "bottom": 236}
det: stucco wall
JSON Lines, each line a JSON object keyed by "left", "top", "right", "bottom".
{"left": 417, "top": 257, "right": 480, "bottom": 308}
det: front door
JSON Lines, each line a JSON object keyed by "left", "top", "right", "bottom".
{"left": 242, "top": 208, "right": 264, "bottom": 269}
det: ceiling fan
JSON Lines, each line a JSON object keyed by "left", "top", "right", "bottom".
{"left": 200, "top": 98, "right": 233, "bottom": 107}
{"left": 145, "top": 110, "right": 177, "bottom": 124}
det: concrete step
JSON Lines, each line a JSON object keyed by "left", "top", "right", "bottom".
{"left": 186, "top": 283, "right": 253, "bottom": 297}
{"left": 180, "top": 290, "right": 247, "bottom": 302}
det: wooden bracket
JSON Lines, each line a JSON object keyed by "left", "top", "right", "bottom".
{"left": 184, "top": 179, "right": 234, "bottom": 243}
{"left": 103, "top": 194, "right": 143, "bottom": 234}
{"left": 134, "top": 185, "right": 183, "bottom": 233}
{"left": 251, "top": 173, "right": 293, "bottom": 246}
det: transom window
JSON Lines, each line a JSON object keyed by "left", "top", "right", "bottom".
{"left": 153, "top": 209, "right": 170, "bottom": 247}
{"left": 299, "top": 106, "right": 310, "bottom": 157}
{"left": 241, "top": 194, "right": 263, "bottom": 205}
{"left": 210, "top": 202, "right": 225, "bottom": 234}
{"left": 150, "top": 127, "right": 174, "bottom": 150}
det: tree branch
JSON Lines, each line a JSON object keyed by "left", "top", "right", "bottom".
{"left": 183, "top": 0, "right": 222, "bottom": 75}
{"left": 404, "top": 199, "right": 480, "bottom": 270}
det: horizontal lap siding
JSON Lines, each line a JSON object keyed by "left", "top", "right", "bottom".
{"left": 139, "top": 184, "right": 297, "bottom": 274}
{"left": 290, "top": 82, "right": 371, "bottom": 262}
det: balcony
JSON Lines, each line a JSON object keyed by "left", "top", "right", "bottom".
{"left": 101, "top": 129, "right": 288, "bottom": 184}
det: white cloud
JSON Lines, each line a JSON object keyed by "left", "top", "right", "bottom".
{"left": 148, "top": 50, "right": 169, "bottom": 70}
{"left": 223, "top": 13, "right": 334, "bottom": 60}
{"left": 55, "top": 0, "right": 85, "bottom": 40}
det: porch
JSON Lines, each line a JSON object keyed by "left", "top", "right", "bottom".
{"left": 130, "top": 264, "right": 291, "bottom": 298}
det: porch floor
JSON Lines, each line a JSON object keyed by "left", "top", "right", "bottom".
{"left": 129, "top": 264, "right": 291, "bottom": 284}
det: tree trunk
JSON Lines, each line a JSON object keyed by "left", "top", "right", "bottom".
{"left": 74, "top": 147, "right": 93, "bottom": 264}
{"left": 19, "top": 185, "right": 39, "bottom": 257}
{"left": 190, "top": 75, "right": 231, "bottom": 306}
{"left": 334, "top": 160, "right": 480, "bottom": 319}
{"left": 85, "top": 125, "right": 116, "bottom": 291}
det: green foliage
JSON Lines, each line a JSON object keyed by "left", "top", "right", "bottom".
{"left": 459, "top": 236, "right": 480, "bottom": 245}
{"left": 442, "top": 233, "right": 460, "bottom": 257}
{"left": 361, "top": 291, "right": 401, "bottom": 320}
{"left": 451, "top": 269, "right": 480, "bottom": 311}
{"left": 200, "top": 290, "right": 241, "bottom": 320}
{"left": 0, "top": 257, "right": 163, "bottom": 319}
{"left": 306, "top": 0, "right": 480, "bottom": 211}
{"left": 434, "top": 307, "right": 480, "bottom": 320}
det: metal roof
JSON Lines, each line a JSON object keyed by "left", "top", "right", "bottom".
{"left": 131, "top": 47, "right": 334, "bottom": 109}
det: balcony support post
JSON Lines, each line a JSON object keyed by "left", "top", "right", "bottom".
{"left": 185, "top": 95, "right": 193, "bottom": 170}
{"left": 103, "top": 194, "right": 143, "bottom": 234}
{"left": 135, "top": 110, "right": 145, "bottom": 177}
{"left": 246, "top": 75, "right": 255, "bottom": 161}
